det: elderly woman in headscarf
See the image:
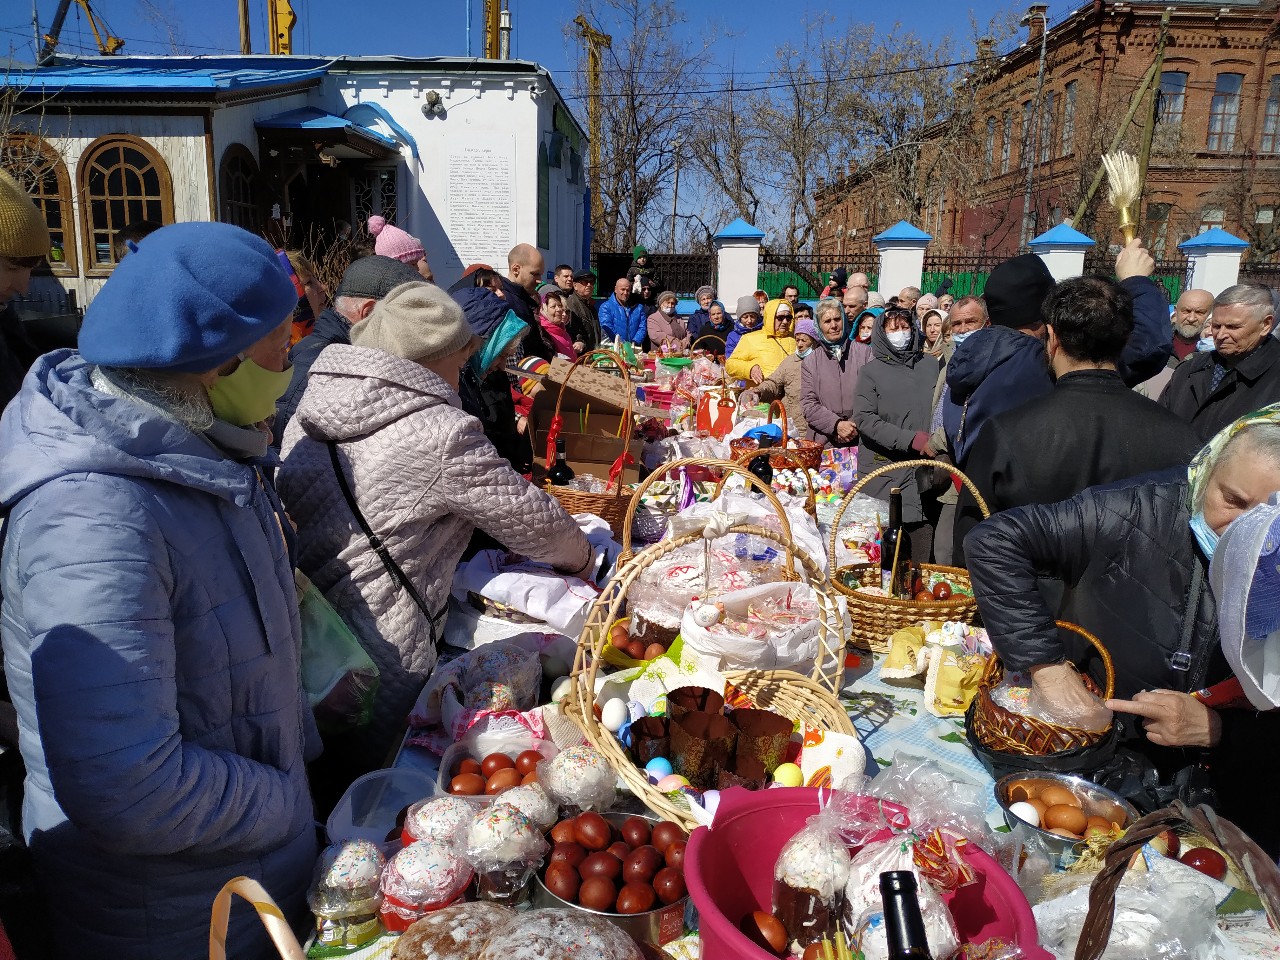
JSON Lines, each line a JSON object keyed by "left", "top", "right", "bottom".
{"left": 745, "top": 317, "right": 818, "bottom": 440}
{"left": 853, "top": 305, "right": 943, "bottom": 558}
{"left": 914, "top": 292, "right": 940, "bottom": 327}
{"left": 687, "top": 285, "right": 721, "bottom": 342}
{"left": 802, "top": 298, "right": 873, "bottom": 448}
{"left": 964, "top": 403, "right": 1280, "bottom": 855}
{"left": 646, "top": 290, "right": 689, "bottom": 351}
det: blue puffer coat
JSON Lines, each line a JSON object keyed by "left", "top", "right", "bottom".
{"left": 0, "top": 351, "right": 317, "bottom": 960}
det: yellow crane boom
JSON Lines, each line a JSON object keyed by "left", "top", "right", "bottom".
{"left": 574, "top": 14, "right": 611, "bottom": 230}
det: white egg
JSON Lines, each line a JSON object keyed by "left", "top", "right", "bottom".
{"left": 1008, "top": 801, "right": 1041, "bottom": 827}
{"left": 549, "top": 676, "right": 573, "bottom": 704}
{"left": 601, "top": 699, "right": 629, "bottom": 733}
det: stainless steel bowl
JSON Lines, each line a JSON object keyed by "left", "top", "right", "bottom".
{"left": 994, "top": 771, "right": 1139, "bottom": 870}
{"left": 531, "top": 812, "right": 689, "bottom": 946}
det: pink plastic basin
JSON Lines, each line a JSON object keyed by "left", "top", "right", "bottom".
{"left": 685, "top": 786, "right": 1050, "bottom": 960}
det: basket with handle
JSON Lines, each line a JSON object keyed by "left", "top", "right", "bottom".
{"left": 690, "top": 333, "right": 727, "bottom": 357}
{"left": 561, "top": 521, "right": 851, "bottom": 832}
{"left": 722, "top": 447, "right": 818, "bottom": 518}
{"left": 209, "top": 876, "right": 306, "bottom": 960}
{"left": 829, "top": 458, "right": 990, "bottom": 652}
{"left": 544, "top": 348, "right": 636, "bottom": 540}
{"left": 729, "top": 401, "right": 824, "bottom": 471}
{"left": 967, "top": 620, "right": 1115, "bottom": 758}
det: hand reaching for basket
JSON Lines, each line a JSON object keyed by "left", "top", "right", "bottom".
{"left": 1105, "top": 690, "right": 1222, "bottom": 749}
{"left": 1029, "top": 663, "right": 1113, "bottom": 732}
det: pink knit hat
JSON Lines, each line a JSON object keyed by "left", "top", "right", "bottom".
{"left": 367, "top": 215, "right": 425, "bottom": 265}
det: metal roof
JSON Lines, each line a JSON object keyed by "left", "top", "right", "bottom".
{"left": 255, "top": 106, "right": 398, "bottom": 150}
{"left": 3, "top": 56, "right": 331, "bottom": 94}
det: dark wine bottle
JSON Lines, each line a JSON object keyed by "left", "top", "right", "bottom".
{"left": 747, "top": 435, "right": 775, "bottom": 489}
{"left": 879, "top": 871, "right": 934, "bottom": 959}
{"left": 548, "top": 437, "right": 575, "bottom": 486}
{"left": 880, "top": 487, "right": 910, "bottom": 595}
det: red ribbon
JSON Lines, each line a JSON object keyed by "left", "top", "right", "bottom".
{"left": 608, "top": 451, "right": 635, "bottom": 484}
{"left": 545, "top": 414, "right": 563, "bottom": 474}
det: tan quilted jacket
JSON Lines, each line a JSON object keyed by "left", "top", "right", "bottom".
{"left": 278, "top": 345, "right": 592, "bottom": 754}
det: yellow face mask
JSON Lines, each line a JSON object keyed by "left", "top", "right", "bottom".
{"left": 208, "top": 357, "right": 294, "bottom": 426}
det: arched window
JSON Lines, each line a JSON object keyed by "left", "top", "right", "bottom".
{"left": 78, "top": 134, "right": 173, "bottom": 274}
{"left": 219, "top": 144, "right": 260, "bottom": 231}
{"left": 0, "top": 133, "right": 75, "bottom": 275}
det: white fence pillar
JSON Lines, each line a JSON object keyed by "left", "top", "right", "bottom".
{"left": 1028, "top": 223, "right": 1095, "bottom": 282}
{"left": 873, "top": 221, "right": 931, "bottom": 298}
{"left": 1179, "top": 228, "right": 1249, "bottom": 297}
{"left": 713, "top": 218, "right": 765, "bottom": 312}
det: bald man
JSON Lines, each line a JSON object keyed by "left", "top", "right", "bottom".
{"left": 501, "top": 242, "right": 553, "bottom": 360}
{"left": 848, "top": 272, "right": 870, "bottom": 292}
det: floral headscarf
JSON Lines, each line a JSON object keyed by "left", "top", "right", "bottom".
{"left": 1188, "top": 402, "right": 1280, "bottom": 508}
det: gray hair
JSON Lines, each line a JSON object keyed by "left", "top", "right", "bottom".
{"left": 1214, "top": 283, "right": 1275, "bottom": 319}
{"left": 334, "top": 294, "right": 373, "bottom": 322}
{"left": 815, "top": 297, "right": 844, "bottom": 323}
{"left": 900, "top": 286, "right": 922, "bottom": 300}
{"left": 951, "top": 294, "right": 989, "bottom": 321}
{"left": 94, "top": 365, "right": 214, "bottom": 433}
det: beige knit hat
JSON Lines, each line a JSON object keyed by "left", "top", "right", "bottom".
{"left": 350, "top": 280, "right": 472, "bottom": 364}
{"left": 0, "top": 168, "right": 50, "bottom": 259}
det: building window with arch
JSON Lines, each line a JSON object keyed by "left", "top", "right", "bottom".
{"left": 1262, "top": 77, "right": 1280, "bottom": 154}
{"left": 984, "top": 117, "right": 996, "bottom": 166}
{"left": 219, "top": 145, "right": 260, "bottom": 231}
{"left": 1001, "top": 111, "right": 1012, "bottom": 172}
{"left": 1061, "top": 81, "right": 1076, "bottom": 156}
{"left": 1, "top": 133, "right": 76, "bottom": 275}
{"left": 79, "top": 134, "right": 173, "bottom": 274}
{"left": 1207, "top": 73, "right": 1244, "bottom": 152}
{"left": 1019, "top": 100, "right": 1032, "bottom": 167}
{"left": 1159, "top": 71, "right": 1188, "bottom": 127}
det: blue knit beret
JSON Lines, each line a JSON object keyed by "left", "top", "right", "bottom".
{"left": 79, "top": 222, "right": 299, "bottom": 373}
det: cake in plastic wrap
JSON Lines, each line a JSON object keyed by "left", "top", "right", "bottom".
{"left": 539, "top": 744, "right": 616, "bottom": 814}
{"left": 391, "top": 901, "right": 516, "bottom": 960}
{"left": 474, "top": 908, "right": 643, "bottom": 960}
{"left": 496, "top": 782, "right": 558, "bottom": 830}
{"left": 403, "top": 796, "right": 482, "bottom": 845}
{"left": 772, "top": 820, "right": 852, "bottom": 951}
{"left": 307, "top": 839, "right": 387, "bottom": 951}
{"left": 379, "top": 840, "right": 473, "bottom": 932}
{"left": 460, "top": 802, "right": 549, "bottom": 905}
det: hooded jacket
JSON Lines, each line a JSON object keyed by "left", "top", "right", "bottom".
{"left": 598, "top": 293, "right": 647, "bottom": 346}
{"left": 853, "top": 314, "right": 942, "bottom": 523}
{"left": 278, "top": 346, "right": 592, "bottom": 758}
{"left": 725, "top": 300, "right": 797, "bottom": 382}
{"left": 454, "top": 288, "right": 528, "bottom": 472}
{"left": 801, "top": 306, "right": 873, "bottom": 446}
{"left": 0, "top": 351, "right": 317, "bottom": 960}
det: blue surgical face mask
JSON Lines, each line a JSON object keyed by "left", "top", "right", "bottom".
{"left": 951, "top": 330, "right": 974, "bottom": 346}
{"left": 886, "top": 330, "right": 912, "bottom": 350}
{"left": 1197, "top": 335, "right": 1217, "bottom": 353}
{"left": 796, "top": 347, "right": 813, "bottom": 359}
{"left": 1190, "top": 512, "right": 1220, "bottom": 558}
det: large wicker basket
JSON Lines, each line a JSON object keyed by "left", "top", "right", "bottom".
{"left": 729, "top": 401, "right": 824, "bottom": 470}
{"left": 967, "top": 621, "right": 1115, "bottom": 757}
{"left": 562, "top": 523, "right": 852, "bottom": 831}
{"left": 723, "top": 447, "right": 817, "bottom": 518}
{"left": 829, "top": 458, "right": 990, "bottom": 653}
{"left": 545, "top": 348, "right": 635, "bottom": 540}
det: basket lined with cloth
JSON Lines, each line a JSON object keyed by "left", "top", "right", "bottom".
{"left": 728, "top": 400, "right": 824, "bottom": 470}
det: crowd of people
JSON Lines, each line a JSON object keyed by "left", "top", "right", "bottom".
{"left": 4, "top": 156, "right": 1280, "bottom": 959}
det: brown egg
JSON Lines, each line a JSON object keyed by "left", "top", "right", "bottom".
{"left": 664, "top": 840, "right": 686, "bottom": 871}
{"left": 457, "top": 756, "right": 482, "bottom": 777}
{"left": 550, "top": 820, "right": 578, "bottom": 845}
{"left": 651, "top": 821, "right": 686, "bottom": 856}
{"left": 1048, "top": 826, "right": 1082, "bottom": 839}
{"left": 515, "top": 750, "right": 544, "bottom": 775}
{"left": 449, "top": 772, "right": 485, "bottom": 795}
{"left": 580, "top": 851, "right": 623, "bottom": 882}
{"left": 621, "top": 816, "right": 652, "bottom": 849}
{"left": 622, "top": 845, "right": 663, "bottom": 885}
{"left": 617, "top": 882, "right": 657, "bottom": 914}
{"left": 481, "top": 753, "right": 515, "bottom": 778}
{"left": 1009, "top": 782, "right": 1036, "bottom": 803}
{"left": 914, "top": 590, "right": 936, "bottom": 603}
{"left": 485, "top": 767, "right": 522, "bottom": 795}
{"left": 1039, "top": 785, "right": 1081, "bottom": 809}
{"left": 643, "top": 643, "right": 666, "bottom": 661}
{"left": 1027, "top": 799, "right": 1048, "bottom": 823}
{"left": 1043, "top": 804, "right": 1088, "bottom": 835}
{"left": 574, "top": 812, "right": 612, "bottom": 851}
{"left": 549, "top": 841, "right": 587, "bottom": 870}
{"left": 740, "top": 910, "right": 787, "bottom": 956}
{"left": 578, "top": 875, "right": 617, "bottom": 912}
{"left": 653, "top": 866, "right": 686, "bottom": 905}
{"left": 802, "top": 945, "right": 825, "bottom": 960}
{"left": 544, "top": 864, "right": 581, "bottom": 903}
{"left": 607, "top": 841, "right": 632, "bottom": 861}
{"left": 609, "top": 622, "right": 630, "bottom": 647}
{"left": 1086, "top": 815, "right": 1114, "bottom": 833}
{"left": 520, "top": 770, "right": 539, "bottom": 785}
{"left": 933, "top": 581, "right": 953, "bottom": 601}
{"left": 625, "top": 640, "right": 649, "bottom": 660}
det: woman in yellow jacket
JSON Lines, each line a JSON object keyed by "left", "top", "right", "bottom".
{"left": 726, "top": 298, "right": 797, "bottom": 384}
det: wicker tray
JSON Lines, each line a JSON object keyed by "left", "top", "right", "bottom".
{"left": 829, "top": 458, "right": 990, "bottom": 652}
{"left": 544, "top": 348, "right": 635, "bottom": 540}
{"left": 728, "top": 400, "right": 824, "bottom": 470}
{"left": 968, "top": 620, "right": 1115, "bottom": 757}
{"left": 562, "top": 523, "right": 851, "bottom": 831}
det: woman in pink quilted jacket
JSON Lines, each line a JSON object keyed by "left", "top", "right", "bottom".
{"left": 278, "top": 281, "right": 593, "bottom": 767}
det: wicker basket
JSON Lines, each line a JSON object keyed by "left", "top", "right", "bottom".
{"left": 729, "top": 401, "right": 824, "bottom": 470}
{"left": 562, "top": 523, "right": 852, "bottom": 831}
{"left": 721, "top": 447, "right": 818, "bottom": 518}
{"left": 829, "top": 459, "right": 991, "bottom": 653}
{"left": 968, "top": 621, "right": 1115, "bottom": 757}
{"left": 545, "top": 348, "right": 635, "bottom": 540}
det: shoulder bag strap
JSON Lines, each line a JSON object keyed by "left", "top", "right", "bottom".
{"left": 1170, "top": 559, "right": 1205, "bottom": 675}
{"left": 327, "top": 441, "right": 441, "bottom": 647}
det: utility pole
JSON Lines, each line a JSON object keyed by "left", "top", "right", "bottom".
{"left": 484, "top": 0, "right": 501, "bottom": 59}
{"left": 32, "top": 0, "right": 40, "bottom": 62}
{"left": 1136, "top": 10, "right": 1172, "bottom": 217}
{"left": 670, "top": 140, "right": 681, "bottom": 251}
{"left": 574, "top": 15, "right": 612, "bottom": 235}
{"left": 238, "top": 0, "right": 252, "bottom": 54}
{"left": 1019, "top": 7, "right": 1049, "bottom": 250}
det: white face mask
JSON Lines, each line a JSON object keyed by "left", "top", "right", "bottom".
{"left": 886, "top": 330, "right": 912, "bottom": 350}
{"left": 951, "top": 330, "right": 974, "bottom": 346}
{"left": 1197, "top": 335, "right": 1217, "bottom": 353}
{"left": 661, "top": 305, "right": 676, "bottom": 316}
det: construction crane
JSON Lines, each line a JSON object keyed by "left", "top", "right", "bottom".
{"left": 574, "top": 14, "right": 611, "bottom": 230}
{"left": 38, "top": 0, "right": 124, "bottom": 65}
{"left": 268, "top": 0, "right": 297, "bottom": 55}
{"left": 484, "top": 0, "right": 502, "bottom": 59}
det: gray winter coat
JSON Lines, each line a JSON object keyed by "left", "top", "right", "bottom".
{"left": 755, "top": 351, "right": 808, "bottom": 439}
{"left": 853, "top": 318, "right": 942, "bottom": 523}
{"left": 802, "top": 340, "right": 872, "bottom": 446}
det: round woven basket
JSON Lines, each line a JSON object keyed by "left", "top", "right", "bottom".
{"left": 544, "top": 348, "right": 635, "bottom": 540}
{"left": 562, "top": 523, "right": 851, "bottom": 831}
{"left": 728, "top": 401, "right": 824, "bottom": 470}
{"left": 829, "top": 458, "right": 990, "bottom": 652}
{"left": 720, "top": 447, "right": 817, "bottom": 518}
{"left": 968, "top": 621, "right": 1115, "bottom": 757}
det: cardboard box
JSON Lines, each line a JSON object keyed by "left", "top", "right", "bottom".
{"left": 541, "top": 356, "right": 666, "bottom": 420}
{"left": 532, "top": 408, "right": 643, "bottom": 487}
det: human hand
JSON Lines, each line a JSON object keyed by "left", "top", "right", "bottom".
{"left": 738, "top": 389, "right": 759, "bottom": 409}
{"left": 910, "top": 430, "right": 936, "bottom": 456}
{"left": 1105, "top": 690, "right": 1222, "bottom": 748}
{"left": 836, "top": 420, "right": 857, "bottom": 442}
{"left": 573, "top": 341, "right": 586, "bottom": 353}
{"left": 1029, "top": 663, "right": 1113, "bottom": 732}
{"left": 750, "top": 365, "right": 764, "bottom": 384}
{"left": 1115, "top": 238, "right": 1155, "bottom": 281}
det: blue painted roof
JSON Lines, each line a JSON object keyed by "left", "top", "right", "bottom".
{"left": 1029, "top": 223, "right": 1095, "bottom": 247}
{"left": 3, "top": 56, "right": 330, "bottom": 95}
{"left": 873, "top": 220, "right": 932, "bottom": 242}
{"left": 256, "top": 106, "right": 398, "bottom": 149}
{"left": 714, "top": 217, "right": 765, "bottom": 241}
{"left": 1180, "top": 227, "right": 1250, "bottom": 250}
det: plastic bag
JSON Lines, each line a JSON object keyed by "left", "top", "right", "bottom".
{"left": 675, "top": 487, "right": 827, "bottom": 570}
{"left": 680, "top": 581, "right": 822, "bottom": 674}
{"left": 843, "top": 836, "right": 961, "bottom": 960}
{"left": 297, "top": 572, "right": 378, "bottom": 733}
{"left": 773, "top": 812, "right": 853, "bottom": 949}
{"left": 865, "top": 752, "right": 993, "bottom": 848}
{"left": 410, "top": 642, "right": 541, "bottom": 744}
{"left": 832, "top": 494, "right": 891, "bottom": 568}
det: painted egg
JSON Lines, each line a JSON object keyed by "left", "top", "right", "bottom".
{"left": 655, "top": 774, "right": 690, "bottom": 792}
{"left": 601, "top": 699, "right": 629, "bottom": 733}
{"left": 644, "top": 757, "right": 673, "bottom": 780}
{"left": 701, "top": 789, "right": 721, "bottom": 819}
{"left": 771, "top": 763, "right": 804, "bottom": 787}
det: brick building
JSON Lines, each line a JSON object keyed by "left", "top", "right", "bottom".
{"left": 816, "top": 0, "right": 1280, "bottom": 261}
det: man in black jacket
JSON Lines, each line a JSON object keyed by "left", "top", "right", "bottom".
{"left": 1160, "top": 282, "right": 1280, "bottom": 441}
{"left": 956, "top": 276, "right": 1202, "bottom": 557}
{"left": 565, "top": 269, "right": 601, "bottom": 353}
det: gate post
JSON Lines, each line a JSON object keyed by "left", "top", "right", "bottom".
{"left": 1179, "top": 228, "right": 1249, "bottom": 297}
{"left": 713, "top": 218, "right": 765, "bottom": 312}
{"left": 1028, "top": 223, "right": 1095, "bottom": 282}
{"left": 872, "top": 221, "right": 931, "bottom": 298}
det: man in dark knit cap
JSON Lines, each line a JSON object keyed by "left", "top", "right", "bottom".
{"left": 274, "top": 254, "right": 422, "bottom": 438}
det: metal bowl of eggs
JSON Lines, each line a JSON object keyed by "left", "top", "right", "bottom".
{"left": 994, "top": 772, "right": 1139, "bottom": 870}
